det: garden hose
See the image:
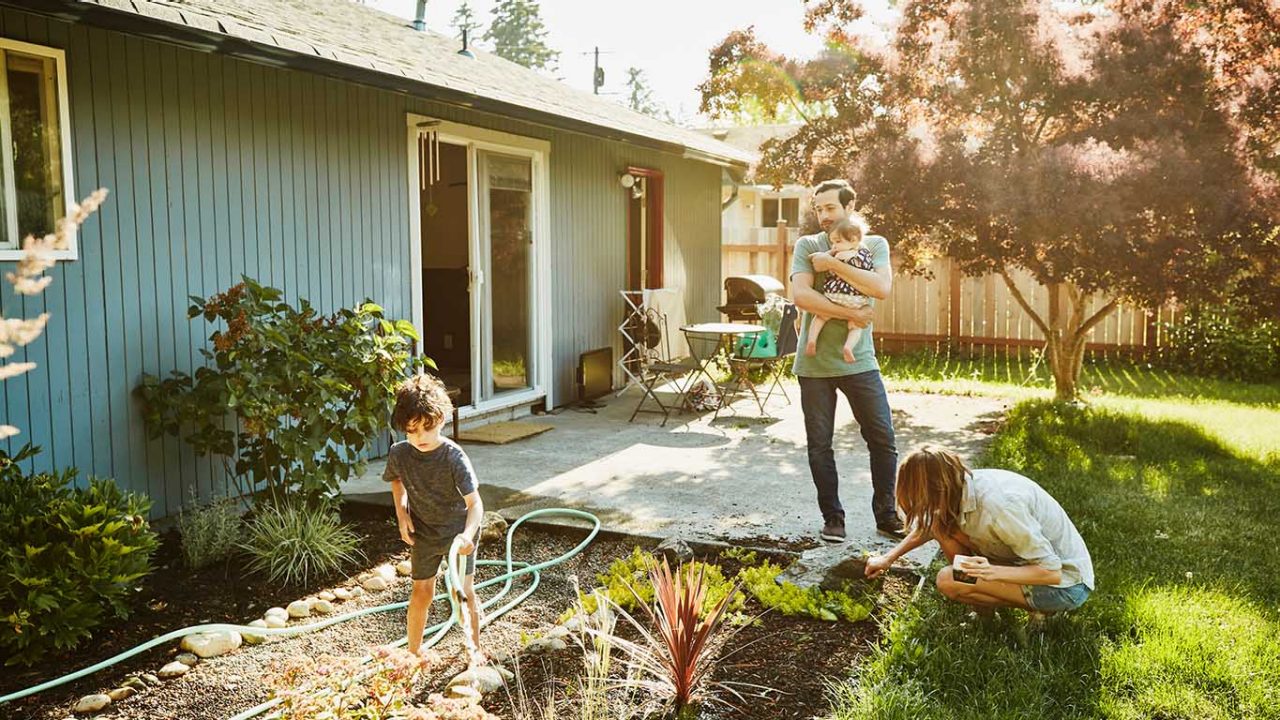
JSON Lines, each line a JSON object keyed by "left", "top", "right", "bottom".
{"left": 0, "top": 508, "right": 602, "bottom": 717}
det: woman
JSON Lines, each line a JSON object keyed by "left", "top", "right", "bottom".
{"left": 865, "top": 445, "right": 1094, "bottom": 614}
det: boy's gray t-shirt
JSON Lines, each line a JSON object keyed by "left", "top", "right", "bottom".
{"left": 382, "top": 438, "right": 477, "bottom": 542}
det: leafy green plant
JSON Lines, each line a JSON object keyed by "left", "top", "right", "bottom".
{"left": 177, "top": 493, "right": 243, "bottom": 570}
{"left": 738, "top": 561, "right": 872, "bottom": 623}
{"left": 1159, "top": 303, "right": 1280, "bottom": 382}
{"left": 136, "top": 277, "right": 425, "bottom": 505}
{"left": 240, "top": 502, "right": 362, "bottom": 587}
{"left": 0, "top": 445, "right": 158, "bottom": 666}
{"left": 592, "top": 559, "right": 750, "bottom": 717}
{"left": 573, "top": 548, "right": 744, "bottom": 620}
{"left": 267, "top": 645, "right": 496, "bottom": 719}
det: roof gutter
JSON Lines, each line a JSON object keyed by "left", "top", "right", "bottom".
{"left": 12, "top": 0, "right": 749, "bottom": 169}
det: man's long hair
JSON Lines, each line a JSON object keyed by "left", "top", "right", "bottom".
{"left": 896, "top": 445, "right": 971, "bottom": 534}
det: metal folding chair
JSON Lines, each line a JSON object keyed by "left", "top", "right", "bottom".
{"left": 727, "top": 302, "right": 799, "bottom": 413}
{"left": 627, "top": 310, "right": 695, "bottom": 427}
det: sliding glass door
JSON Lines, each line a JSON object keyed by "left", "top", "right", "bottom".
{"left": 476, "top": 150, "right": 533, "bottom": 399}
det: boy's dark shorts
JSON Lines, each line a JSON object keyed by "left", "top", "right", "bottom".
{"left": 410, "top": 535, "right": 477, "bottom": 581}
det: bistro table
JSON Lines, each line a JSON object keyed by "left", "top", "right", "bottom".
{"left": 679, "top": 322, "right": 767, "bottom": 418}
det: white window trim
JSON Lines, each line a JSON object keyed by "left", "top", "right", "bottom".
{"left": 0, "top": 38, "right": 76, "bottom": 262}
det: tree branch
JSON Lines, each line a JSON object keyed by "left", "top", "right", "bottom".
{"left": 999, "top": 267, "right": 1051, "bottom": 337}
{"left": 1078, "top": 298, "right": 1119, "bottom": 337}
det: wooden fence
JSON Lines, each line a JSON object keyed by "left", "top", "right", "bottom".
{"left": 722, "top": 223, "right": 1180, "bottom": 353}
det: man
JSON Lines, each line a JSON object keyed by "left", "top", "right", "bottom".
{"left": 789, "top": 179, "right": 904, "bottom": 542}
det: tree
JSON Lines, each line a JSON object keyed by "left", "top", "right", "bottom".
{"left": 701, "top": 0, "right": 1280, "bottom": 400}
{"left": 624, "top": 67, "right": 670, "bottom": 121}
{"left": 483, "top": 0, "right": 559, "bottom": 71}
{"left": 451, "top": 1, "right": 483, "bottom": 43}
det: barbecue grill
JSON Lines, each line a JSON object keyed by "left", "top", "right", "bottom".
{"left": 718, "top": 275, "right": 785, "bottom": 321}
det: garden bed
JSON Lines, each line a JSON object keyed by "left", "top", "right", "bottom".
{"left": 5, "top": 502, "right": 912, "bottom": 720}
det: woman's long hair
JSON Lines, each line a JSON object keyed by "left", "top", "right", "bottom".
{"left": 896, "top": 445, "right": 971, "bottom": 534}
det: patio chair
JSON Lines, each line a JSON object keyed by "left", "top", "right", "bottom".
{"left": 627, "top": 309, "right": 695, "bottom": 427}
{"left": 726, "top": 301, "right": 799, "bottom": 413}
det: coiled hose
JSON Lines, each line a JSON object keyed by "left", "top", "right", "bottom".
{"left": 0, "top": 508, "right": 602, "bottom": 720}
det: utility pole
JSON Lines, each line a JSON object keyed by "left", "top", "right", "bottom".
{"left": 593, "top": 46, "right": 604, "bottom": 94}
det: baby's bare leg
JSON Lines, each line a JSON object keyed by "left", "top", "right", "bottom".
{"left": 843, "top": 325, "right": 863, "bottom": 363}
{"left": 805, "top": 314, "right": 828, "bottom": 356}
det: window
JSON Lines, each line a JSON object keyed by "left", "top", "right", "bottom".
{"left": 761, "top": 197, "right": 799, "bottom": 228}
{"left": 0, "top": 39, "right": 73, "bottom": 260}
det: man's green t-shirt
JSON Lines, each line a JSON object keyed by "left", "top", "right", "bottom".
{"left": 790, "top": 232, "right": 890, "bottom": 378}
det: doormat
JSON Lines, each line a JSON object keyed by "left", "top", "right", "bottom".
{"left": 458, "top": 421, "right": 554, "bottom": 445}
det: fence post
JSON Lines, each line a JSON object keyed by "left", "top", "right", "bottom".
{"left": 948, "top": 258, "right": 961, "bottom": 341}
{"left": 777, "top": 219, "right": 790, "bottom": 293}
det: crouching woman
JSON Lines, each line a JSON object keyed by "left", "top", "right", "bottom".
{"left": 865, "top": 445, "right": 1094, "bottom": 615}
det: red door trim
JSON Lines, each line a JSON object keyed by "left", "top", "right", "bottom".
{"left": 625, "top": 166, "right": 664, "bottom": 289}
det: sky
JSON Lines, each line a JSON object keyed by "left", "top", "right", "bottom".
{"left": 364, "top": 0, "right": 833, "bottom": 125}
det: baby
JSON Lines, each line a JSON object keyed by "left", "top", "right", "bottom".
{"left": 805, "top": 217, "right": 873, "bottom": 363}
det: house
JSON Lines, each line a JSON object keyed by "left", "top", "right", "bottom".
{"left": 702, "top": 124, "right": 806, "bottom": 281}
{"left": 0, "top": 0, "right": 752, "bottom": 517}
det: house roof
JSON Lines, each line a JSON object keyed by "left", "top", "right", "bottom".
{"left": 698, "top": 123, "right": 803, "bottom": 156}
{"left": 28, "top": 0, "right": 754, "bottom": 167}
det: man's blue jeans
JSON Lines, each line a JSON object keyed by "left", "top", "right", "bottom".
{"left": 798, "top": 370, "right": 898, "bottom": 525}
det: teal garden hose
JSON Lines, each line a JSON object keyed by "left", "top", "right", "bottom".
{"left": 1, "top": 508, "right": 602, "bottom": 719}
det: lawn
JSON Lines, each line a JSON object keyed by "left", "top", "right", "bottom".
{"left": 827, "top": 352, "right": 1280, "bottom": 720}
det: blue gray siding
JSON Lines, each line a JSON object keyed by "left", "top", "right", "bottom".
{"left": 0, "top": 7, "right": 722, "bottom": 517}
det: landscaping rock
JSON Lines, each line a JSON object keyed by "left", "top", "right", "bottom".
{"left": 778, "top": 544, "right": 871, "bottom": 591}
{"left": 333, "top": 587, "right": 353, "bottom": 601}
{"left": 374, "top": 564, "right": 397, "bottom": 583}
{"left": 317, "top": 590, "right": 336, "bottom": 602}
{"left": 312, "top": 599, "right": 335, "bottom": 615}
{"left": 122, "top": 677, "right": 148, "bottom": 693}
{"left": 265, "top": 606, "right": 288, "bottom": 619}
{"left": 106, "top": 687, "right": 136, "bottom": 702}
{"left": 523, "top": 637, "right": 568, "bottom": 654}
{"left": 141, "top": 673, "right": 162, "bottom": 687}
{"left": 180, "top": 630, "right": 242, "bottom": 658}
{"left": 448, "top": 666, "right": 508, "bottom": 695}
{"left": 264, "top": 614, "right": 288, "bottom": 629}
{"left": 361, "top": 575, "right": 389, "bottom": 592}
{"left": 447, "top": 684, "right": 483, "bottom": 701}
{"left": 349, "top": 586, "right": 365, "bottom": 598}
{"left": 157, "top": 661, "right": 190, "bottom": 679}
{"left": 174, "top": 652, "right": 200, "bottom": 667}
{"left": 545, "top": 625, "right": 571, "bottom": 641}
{"left": 243, "top": 619, "right": 269, "bottom": 644}
{"left": 479, "top": 511, "right": 508, "bottom": 544}
{"left": 287, "top": 600, "right": 312, "bottom": 618}
{"left": 396, "top": 560, "right": 413, "bottom": 576}
{"left": 657, "top": 535, "right": 695, "bottom": 565}
{"left": 72, "top": 694, "right": 111, "bottom": 714}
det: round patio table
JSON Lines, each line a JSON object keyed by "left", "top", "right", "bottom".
{"left": 679, "top": 322, "right": 766, "bottom": 416}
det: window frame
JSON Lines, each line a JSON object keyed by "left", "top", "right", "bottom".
{"left": 0, "top": 37, "right": 75, "bottom": 262}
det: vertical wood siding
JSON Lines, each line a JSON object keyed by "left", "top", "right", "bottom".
{"left": 0, "top": 9, "right": 723, "bottom": 517}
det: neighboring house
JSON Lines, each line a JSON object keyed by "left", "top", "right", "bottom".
{"left": 702, "top": 124, "right": 805, "bottom": 282}
{"left": 0, "top": 0, "right": 752, "bottom": 516}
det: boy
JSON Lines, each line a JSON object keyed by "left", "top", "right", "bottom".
{"left": 384, "top": 373, "right": 486, "bottom": 663}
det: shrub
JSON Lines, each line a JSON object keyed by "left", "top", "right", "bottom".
{"left": 178, "top": 494, "right": 242, "bottom": 570}
{"left": 574, "top": 548, "right": 744, "bottom": 619}
{"left": 240, "top": 502, "right": 362, "bottom": 587}
{"left": 593, "top": 559, "right": 746, "bottom": 716}
{"left": 136, "top": 277, "right": 425, "bottom": 505}
{"left": 267, "top": 645, "right": 497, "bottom": 719}
{"left": 0, "top": 445, "right": 158, "bottom": 666}
{"left": 738, "top": 561, "right": 872, "bottom": 623}
{"left": 1159, "top": 303, "right": 1280, "bottom": 382}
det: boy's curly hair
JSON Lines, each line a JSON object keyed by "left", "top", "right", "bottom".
{"left": 391, "top": 373, "right": 453, "bottom": 432}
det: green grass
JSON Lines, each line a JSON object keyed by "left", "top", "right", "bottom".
{"left": 826, "top": 354, "right": 1280, "bottom": 720}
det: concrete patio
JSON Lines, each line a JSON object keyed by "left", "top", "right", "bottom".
{"left": 342, "top": 381, "right": 1007, "bottom": 572}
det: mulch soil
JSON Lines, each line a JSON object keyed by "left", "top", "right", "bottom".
{"left": 4, "top": 503, "right": 913, "bottom": 720}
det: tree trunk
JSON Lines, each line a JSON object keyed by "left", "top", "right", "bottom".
{"left": 999, "top": 271, "right": 1119, "bottom": 401}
